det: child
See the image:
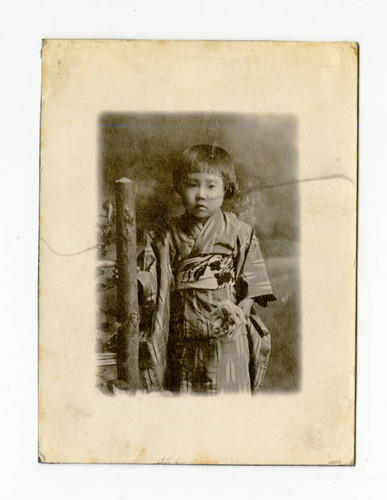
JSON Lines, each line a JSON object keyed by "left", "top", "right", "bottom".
{"left": 137, "top": 144, "right": 276, "bottom": 394}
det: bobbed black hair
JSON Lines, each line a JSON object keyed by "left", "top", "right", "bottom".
{"left": 173, "top": 144, "right": 238, "bottom": 199}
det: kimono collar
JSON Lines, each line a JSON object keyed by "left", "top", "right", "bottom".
{"left": 173, "top": 209, "right": 232, "bottom": 260}
{"left": 180, "top": 209, "right": 223, "bottom": 234}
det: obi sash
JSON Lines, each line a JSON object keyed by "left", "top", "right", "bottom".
{"left": 175, "top": 254, "right": 235, "bottom": 290}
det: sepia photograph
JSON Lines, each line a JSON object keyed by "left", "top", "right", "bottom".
{"left": 39, "top": 40, "right": 357, "bottom": 464}
{"left": 97, "top": 113, "right": 299, "bottom": 395}
{"left": 5, "top": 0, "right": 387, "bottom": 496}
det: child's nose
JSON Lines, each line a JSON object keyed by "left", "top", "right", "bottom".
{"left": 196, "top": 186, "right": 206, "bottom": 199}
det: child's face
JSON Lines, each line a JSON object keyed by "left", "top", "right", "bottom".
{"left": 181, "top": 172, "right": 225, "bottom": 219}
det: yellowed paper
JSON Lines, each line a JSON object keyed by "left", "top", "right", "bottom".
{"left": 39, "top": 40, "right": 357, "bottom": 464}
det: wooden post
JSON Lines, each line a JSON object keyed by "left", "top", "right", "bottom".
{"left": 115, "top": 178, "right": 140, "bottom": 390}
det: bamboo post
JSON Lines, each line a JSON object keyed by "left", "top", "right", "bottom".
{"left": 115, "top": 178, "right": 140, "bottom": 390}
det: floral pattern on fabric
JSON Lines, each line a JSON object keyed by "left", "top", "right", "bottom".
{"left": 138, "top": 209, "right": 276, "bottom": 394}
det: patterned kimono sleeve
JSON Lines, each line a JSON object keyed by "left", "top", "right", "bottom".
{"left": 235, "top": 222, "right": 276, "bottom": 393}
{"left": 137, "top": 232, "right": 160, "bottom": 391}
{"left": 236, "top": 224, "right": 276, "bottom": 307}
{"left": 137, "top": 230, "right": 173, "bottom": 392}
{"left": 137, "top": 232, "right": 158, "bottom": 307}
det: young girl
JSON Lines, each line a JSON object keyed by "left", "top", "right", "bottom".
{"left": 137, "top": 144, "right": 276, "bottom": 394}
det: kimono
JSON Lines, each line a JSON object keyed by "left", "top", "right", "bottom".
{"left": 137, "top": 209, "right": 275, "bottom": 394}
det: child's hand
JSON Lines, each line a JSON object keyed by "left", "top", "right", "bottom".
{"left": 238, "top": 297, "right": 255, "bottom": 319}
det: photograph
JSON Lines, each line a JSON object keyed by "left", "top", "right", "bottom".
{"left": 38, "top": 40, "right": 357, "bottom": 464}
{"left": 4, "top": 0, "right": 387, "bottom": 495}
{"left": 97, "top": 113, "right": 300, "bottom": 395}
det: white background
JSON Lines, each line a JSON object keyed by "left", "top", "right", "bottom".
{"left": 0, "top": 0, "right": 385, "bottom": 498}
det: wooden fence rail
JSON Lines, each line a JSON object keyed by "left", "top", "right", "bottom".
{"left": 115, "top": 178, "right": 140, "bottom": 390}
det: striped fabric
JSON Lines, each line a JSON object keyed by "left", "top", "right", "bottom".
{"left": 138, "top": 210, "right": 275, "bottom": 394}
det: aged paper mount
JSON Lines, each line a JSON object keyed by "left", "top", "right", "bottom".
{"left": 39, "top": 40, "right": 357, "bottom": 464}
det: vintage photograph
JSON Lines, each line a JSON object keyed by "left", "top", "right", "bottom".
{"left": 97, "top": 113, "right": 300, "bottom": 395}
{"left": 39, "top": 40, "right": 357, "bottom": 464}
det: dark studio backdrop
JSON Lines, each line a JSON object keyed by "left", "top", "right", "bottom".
{"left": 98, "top": 112, "right": 300, "bottom": 392}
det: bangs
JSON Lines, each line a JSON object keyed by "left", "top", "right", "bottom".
{"left": 185, "top": 162, "right": 229, "bottom": 179}
{"left": 173, "top": 144, "right": 238, "bottom": 199}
